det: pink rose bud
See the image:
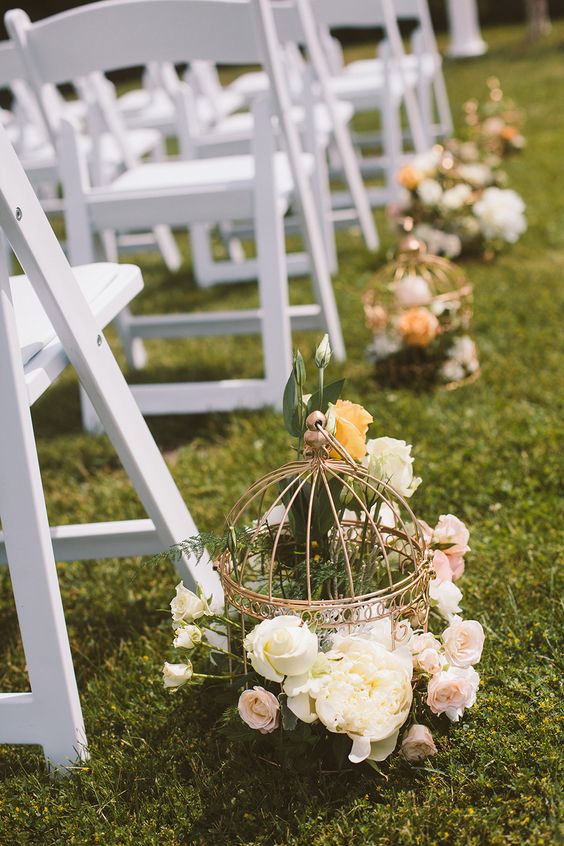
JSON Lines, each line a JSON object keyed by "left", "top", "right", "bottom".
{"left": 401, "top": 724, "right": 438, "bottom": 763}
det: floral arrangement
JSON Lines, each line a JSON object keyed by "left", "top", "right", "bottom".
{"left": 363, "top": 237, "right": 480, "bottom": 388}
{"left": 161, "top": 340, "right": 485, "bottom": 772}
{"left": 462, "top": 76, "right": 526, "bottom": 159}
{"left": 394, "top": 145, "right": 526, "bottom": 258}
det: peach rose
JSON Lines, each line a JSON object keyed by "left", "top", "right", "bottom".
{"left": 442, "top": 616, "right": 484, "bottom": 668}
{"left": 238, "top": 686, "right": 280, "bottom": 734}
{"left": 415, "top": 647, "right": 444, "bottom": 676}
{"left": 427, "top": 666, "right": 479, "bottom": 721}
{"left": 328, "top": 400, "right": 373, "bottom": 461}
{"left": 397, "top": 164, "right": 424, "bottom": 190}
{"left": 398, "top": 308, "right": 439, "bottom": 348}
{"left": 401, "top": 724, "right": 438, "bottom": 762}
{"left": 500, "top": 125, "right": 519, "bottom": 141}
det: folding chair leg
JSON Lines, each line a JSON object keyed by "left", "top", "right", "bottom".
{"left": 153, "top": 224, "right": 182, "bottom": 272}
{"left": 0, "top": 265, "right": 86, "bottom": 770}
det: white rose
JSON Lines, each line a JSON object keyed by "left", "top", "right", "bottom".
{"left": 412, "top": 149, "right": 441, "bottom": 176}
{"left": 442, "top": 616, "right": 484, "bottom": 668}
{"left": 173, "top": 624, "right": 202, "bottom": 650}
{"left": 243, "top": 616, "right": 318, "bottom": 683}
{"left": 415, "top": 647, "right": 444, "bottom": 675}
{"left": 363, "top": 437, "right": 422, "bottom": 499}
{"left": 417, "top": 178, "right": 443, "bottom": 206}
{"left": 440, "top": 184, "right": 472, "bottom": 211}
{"left": 473, "top": 187, "right": 527, "bottom": 243}
{"left": 401, "top": 724, "right": 438, "bottom": 762}
{"left": 306, "top": 637, "right": 413, "bottom": 763}
{"left": 163, "top": 661, "right": 193, "bottom": 690}
{"left": 170, "top": 582, "right": 210, "bottom": 623}
{"left": 458, "top": 163, "right": 491, "bottom": 187}
{"left": 394, "top": 274, "right": 432, "bottom": 308}
{"left": 427, "top": 666, "right": 479, "bottom": 721}
{"left": 446, "top": 336, "right": 479, "bottom": 374}
{"left": 238, "top": 686, "right": 280, "bottom": 734}
{"left": 440, "top": 359, "right": 465, "bottom": 383}
{"left": 429, "top": 577, "right": 462, "bottom": 621}
{"left": 433, "top": 514, "right": 470, "bottom": 554}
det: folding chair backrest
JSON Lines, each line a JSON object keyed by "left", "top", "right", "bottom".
{"left": 0, "top": 38, "right": 22, "bottom": 87}
{"left": 6, "top": 0, "right": 267, "bottom": 85}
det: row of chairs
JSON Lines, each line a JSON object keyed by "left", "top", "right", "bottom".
{"left": 0, "top": 0, "right": 452, "bottom": 768}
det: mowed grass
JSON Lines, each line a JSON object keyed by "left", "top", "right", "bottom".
{"left": 1, "top": 21, "right": 563, "bottom": 846}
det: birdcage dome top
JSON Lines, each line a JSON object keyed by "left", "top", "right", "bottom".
{"left": 216, "top": 412, "right": 432, "bottom": 630}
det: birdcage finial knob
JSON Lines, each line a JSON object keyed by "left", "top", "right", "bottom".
{"left": 303, "top": 410, "right": 327, "bottom": 454}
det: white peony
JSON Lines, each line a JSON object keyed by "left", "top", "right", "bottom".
{"left": 170, "top": 582, "right": 211, "bottom": 623}
{"left": 173, "top": 624, "right": 202, "bottom": 650}
{"left": 394, "top": 274, "right": 432, "bottom": 308}
{"left": 289, "top": 636, "right": 413, "bottom": 763}
{"left": 440, "top": 183, "right": 472, "bottom": 211}
{"left": 473, "top": 187, "right": 527, "bottom": 243}
{"left": 417, "top": 178, "right": 443, "bottom": 206}
{"left": 363, "top": 437, "right": 421, "bottom": 499}
{"left": 429, "top": 578, "right": 463, "bottom": 621}
{"left": 427, "top": 666, "right": 479, "bottom": 721}
{"left": 458, "top": 163, "right": 492, "bottom": 187}
{"left": 442, "top": 616, "right": 484, "bottom": 668}
{"left": 244, "top": 616, "right": 318, "bottom": 683}
{"left": 163, "top": 661, "right": 193, "bottom": 690}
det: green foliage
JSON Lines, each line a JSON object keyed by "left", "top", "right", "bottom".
{"left": 0, "top": 22, "right": 562, "bottom": 846}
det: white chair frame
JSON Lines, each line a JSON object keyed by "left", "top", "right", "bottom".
{"left": 0, "top": 122, "right": 222, "bottom": 769}
{"left": 5, "top": 0, "right": 344, "bottom": 425}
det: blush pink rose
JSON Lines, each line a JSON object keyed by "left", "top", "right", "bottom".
{"left": 415, "top": 648, "right": 444, "bottom": 676}
{"left": 442, "top": 616, "right": 484, "bottom": 668}
{"left": 432, "top": 549, "right": 465, "bottom": 581}
{"left": 427, "top": 666, "right": 479, "bottom": 721}
{"left": 401, "top": 724, "right": 438, "bottom": 762}
{"left": 238, "top": 686, "right": 280, "bottom": 734}
{"left": 433, "top": 515, "right": 470, "bottom": 555}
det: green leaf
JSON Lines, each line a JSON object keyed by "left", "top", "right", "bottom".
{"left": 280, "top": 695, "right": 299, "bottom": 731}
{"left": 307, "top": 378, "right": 345, "bottom": 415}
{"left": 282, "top": 372, "right": 301, "bottom": 437}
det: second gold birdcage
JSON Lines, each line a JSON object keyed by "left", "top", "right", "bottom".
{"left": 363, "top": 234, "right": 479, "bottom": 390}
{"left": 215, "top": 412, "right": 433, "bottom": 641}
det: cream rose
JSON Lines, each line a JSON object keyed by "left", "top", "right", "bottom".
{"left": 417, "top": 178, "right": 443, "bottom": 206}
{"left": 440, "top": 183, "right": 472, "bottom": 211}
{"left": 238, "top": 686, "right": 280, "bottom": 734}
{"left": 429, "top": 577, "right": 463, "bottom": 621}
{"left": 293, "top": 637, "right": 413, "bottom": 764}
{"left": 173, "top": 624, "right": 202, "bottom": 650}
{"left": 410, "top": 632, "right": 441, "bottom": 655}
{"left": 427, "top": 666, "right": 479, "bottom": 721}
{"left": 442, "top": 616, "right": 484, "bottom": 668}
{"left": 401, "top": 724, "right": 438, "bottom": 762}
{"left": 170, "top": 582, "right": 210, "bottom": 623}
{"left": 363, "top": 437, "right": 421, "bottom": 499}
{"left": 433, "top": 515, "right": 470, "bottom": 555}
{"left": 394, "top": 274, "right": 432, "bottom": 308}
{"left": 163, "top": 661, "right": 193, "bottom": 690}
{"left": 244, "top": 616, "right": 318, "bottom": 683}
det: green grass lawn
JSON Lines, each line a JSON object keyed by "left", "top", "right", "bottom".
{"left": 1, "top": 20, "right": 563, "bottom": 846}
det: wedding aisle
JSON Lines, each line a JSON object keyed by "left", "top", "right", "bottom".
{"left": 0, "top": 19, "right": 561, "bottom": 846}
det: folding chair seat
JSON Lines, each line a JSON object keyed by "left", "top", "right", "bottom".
{"left": 0, "top": 120, "right": 222, "bottom": 769}
{"left": 5, "top": 0, "right": 344, "bottom": 426}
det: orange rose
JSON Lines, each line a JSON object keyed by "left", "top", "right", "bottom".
{"left": 398, "top": 308, "right": 439, "bottom": 348}
{"left": 328, "top": 400, "right": 373, "bottom": 461}
{"left": 397, "top": 164, "right": 424, "bottom": 191}
{"left": 500, "top": 125, "right": 519, "bottom": 141}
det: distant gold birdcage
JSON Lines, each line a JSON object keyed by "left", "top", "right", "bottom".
{"left": 363, "top": 232, "right": 479, "bottom": 390}
{"left": 216, "top": 412, "right": 433, "bottom": 638}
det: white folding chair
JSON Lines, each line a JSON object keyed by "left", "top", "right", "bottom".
{"left": 0, "top": 121, "right": 222, "bottom": 769}
{"left": 5, "top": 0, "right": 344, "bottom": 423}
{"left": 342, "top": 0, "right": 453, "bottom": 142}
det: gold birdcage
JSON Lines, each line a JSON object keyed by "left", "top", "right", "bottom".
{"left": 363, "top": 232, "right": 479, "bottom": 390}
{"left": 216, "top": 412, "right": 433, "bottom": 638}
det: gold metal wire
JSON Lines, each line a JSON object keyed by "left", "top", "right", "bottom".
{"left": 216, "top": 423, "right": 433, "bottom": 632}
